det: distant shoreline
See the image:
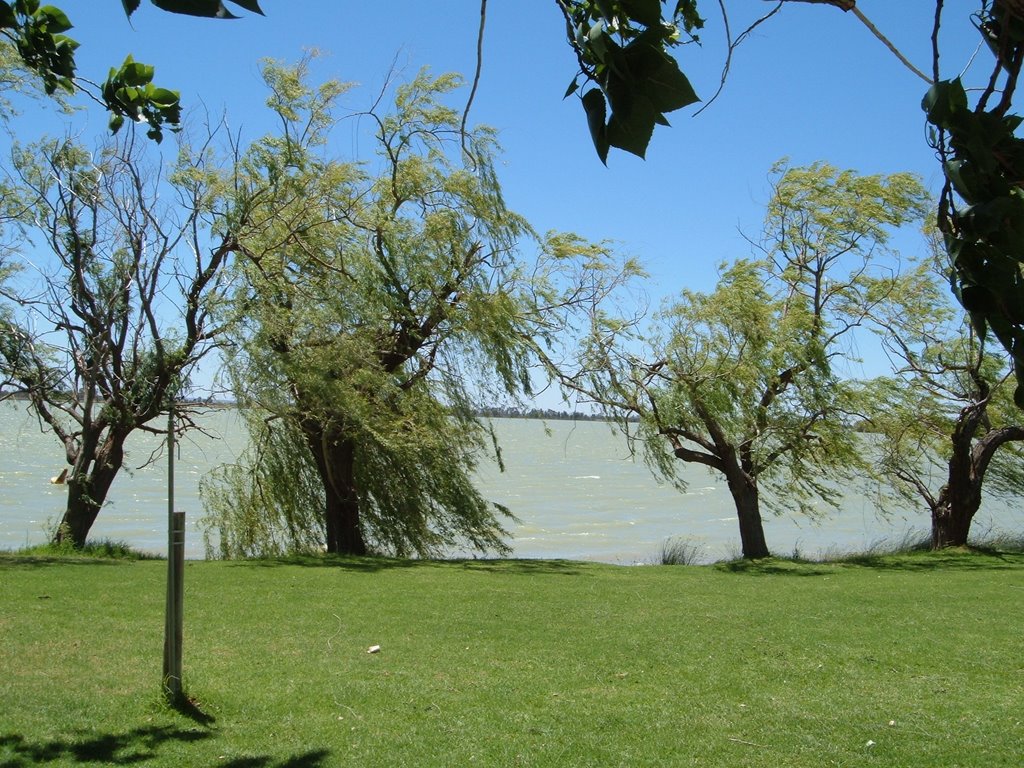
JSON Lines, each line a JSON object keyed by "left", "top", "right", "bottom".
{"left": 1, "top": 394, "right": 635, "bottom": 422}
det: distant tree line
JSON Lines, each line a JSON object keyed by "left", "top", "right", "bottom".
{"left": 474, "top": 406, "right": 635, "bottom": 423}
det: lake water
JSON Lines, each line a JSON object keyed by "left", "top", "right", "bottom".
{"left": 1, "top": 403, "right": 1021, "bottom": 563}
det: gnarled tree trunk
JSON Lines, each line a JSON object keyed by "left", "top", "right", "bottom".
{"left": 723, "top": 463, "right": 770, "bottom": 559}
{"left": 304, "top": 425, "right": 367, "bottom": 555}
{"left": 930, "top": 494, "right": 977, "bottom": 549}
{"left": 54, "top": 431, "right": 126, "bottom": 548}
{"left": 930, "top": 422, "right": 1024, "bottom": 549}
{"left": 930, "top": 412, "right": 1024, "bottom": 549}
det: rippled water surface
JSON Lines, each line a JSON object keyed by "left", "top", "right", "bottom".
{"left": 1, "top": 403, "right": 1020, "bottom": 562}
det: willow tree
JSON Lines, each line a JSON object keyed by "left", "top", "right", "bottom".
{"left": 0, "top": 131, "right": 235, "bottom": 547}
{"left": 203, "top": 60, "right": 631, "bottom": 558}
{"left": 565, "top": 162, "right": 929, "bottom": 558}
{"left": 866, "top": 258, "right": 1024, "bottom": 549}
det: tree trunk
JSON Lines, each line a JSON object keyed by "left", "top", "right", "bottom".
{"left": 930, "top": 484, "right": 981, "bottom": 549}
{"left": 304, "top": 428, "right": 367, "bottom": 555}
{"left": 930, "top": 421, "right": 1024, "bottom": 550}
{"left": 930, "top": 416, "right": 985, "bottom": 549}
{"left": 54, "top": 434, "right": 125, "bottom": 548}
{"left": 724, "top": 466, "right": 771, "bottom": 559}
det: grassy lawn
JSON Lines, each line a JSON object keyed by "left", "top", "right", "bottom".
{"left": 1, "top": 550, "right": 1022, "bottom": 767}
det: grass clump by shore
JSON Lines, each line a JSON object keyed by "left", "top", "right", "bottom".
{"left": 1, "top": 548, "right": 1022, "bottom": 767}
{"left": 11, "top": 538, "right": 162, "bottom": 561}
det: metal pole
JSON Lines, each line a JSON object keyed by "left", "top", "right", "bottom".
{"left": 163, "top": 406, "right": 184, "bottom": 704}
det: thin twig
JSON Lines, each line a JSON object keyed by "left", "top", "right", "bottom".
{"left": 852, "top": 6, "right": 933, "bottom": 84}
{"left": 694, "top": 2, "right": 783, "bottom": 116}
{"left": 461, "top": 0, "right": 488, "bottom": 167}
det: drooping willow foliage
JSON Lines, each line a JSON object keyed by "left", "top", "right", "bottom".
{"left": 198, "top": 60, "right": 636, "bottom": 558}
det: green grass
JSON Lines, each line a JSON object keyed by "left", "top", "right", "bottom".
{"left": 12, "top": 538, "right": 163, "bottom": 561}
{"left": 1, "top": 550, "right": 1022, "bottom": 767}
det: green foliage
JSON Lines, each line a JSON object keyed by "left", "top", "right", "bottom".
{"left": 201, "top": 414, "right": 326, "bottom": 558}
{"left": 207, "top": 62, "right": 626, "bottom": 557}
{"left": 654, "top": 163, "right": 927, "bottom": 508}
{"left": 12, "top": 537, "right": 159, "bottom": 558}
{"left": 658, "top": 535, "right": 704, "bottom": 564}
{"left": 865, "top": 255, "right": 1024, "bottom": 528}
{"left": 568, "top": 162, "right": 929, "bottom": 556}
{"left": 0, "top": 0, "right": 77, "bottom": 97}
{"left": 924, "top": 4, "right": 1024, "bottom": 406}
{"left": 560, "top": 0, "right": 702, "bottom": 162}
{"left": 145, "top": 0, "right": 263, "bottom": 18}
{"left": 1, "top": 130, "right": 235, "bottom": 546}
{"left": 102, "top": 55, "right": 180, "bottom": 142}
{"left": 0, "top": 1, "right": 263, "bottom": 143}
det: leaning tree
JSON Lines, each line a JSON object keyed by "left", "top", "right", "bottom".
{"left": 563, "top": 162, "right": 929, "bottom": 558}
{"left": 867, "top": 256, "right": 1024, "bottom": 549}
{"left": 0, "top": 130, "right": 236, "bottom": 547}
{"left": 202, "top": 60, "right": 635, "bottom": 558}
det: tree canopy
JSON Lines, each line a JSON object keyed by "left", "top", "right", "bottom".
{"left": 0, "top": 1, "right": 264, "bottom": 141}
{"left": 866, "top": 254, "right": 1024, "bottom": 548}
{"left": 201, "top": 60, "right": 636, "bottom": 557}
{"left": 0, "top": 130, "right": 237, "bottom": 547}
{"left": 561, "top": 162, "right": 930, "bottom": 558}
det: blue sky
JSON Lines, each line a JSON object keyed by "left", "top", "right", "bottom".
{"left": 5, "top": 1, "right": 989, "bottom": 397}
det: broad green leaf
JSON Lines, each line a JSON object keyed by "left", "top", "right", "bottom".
{"left": 607, "top": 98, "right": 656, "bottom": 158}
{"left": 0, "top": 2, "right": 17, "bottom": 28}
{"left": 622, "top": 31, "right": 699, "bottom": 112}
{"left": 674, "top": 0, "right": 704, "bottom": 32}
{"left": 152, "top": 0, "right": 238, "bottom": 18}
{"left": 960, "top": 284, "right": 993, "bottom": 313}
{"left": 151, "top": 0, "right": 265, "bottom": 18}
{"left": 620, "top": 0, "right": 663, "bottom": 28}
{"left": 38, "top": 5, "right": 72, "bottom": 33}
{"left": 119, "top": 60, "right": 155, "bottom": 86}
{"left": 582, "top": 88, "right": 609, "bottom": 165}
{"left": 117, "top": 85, "right": 140, "bottom": 103}
{"left": 922, "top": 78, "right": 968, "bottom": 127}
{"left": 121, "top": 0, "right": 142, "bottom": 16}
{"left": 148, "top": 86, "right": 179, "bottom": 107}
{"left": 227, "top": 0, "right": 263, "bottom": 14}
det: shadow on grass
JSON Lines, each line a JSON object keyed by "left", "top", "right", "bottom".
{"left": 454, "top": 558, "right": 588, "bottom": 576}
{"left": 230, "top": 554, "right": 588, "bottom": 576}
{"left": 0, "top": 730, "right": 330, "bottom": 767}
{"left": 0, "top": 555, "right": 143, "bottom": 569}
{"left": 219, "top": 750, "right": 331, "bottom": 768}
{"left": 716, "top": 548, "right": 1024, "bottom": 576}
{"left": 0, "top": 726, "right": 207, "bottom": 765}
{"left": 715, "top": 559, "right": 833, "bottom": 577}
{"left": 169, "top": 695, "right": 216, "bottom": 726}
{"left": 237, "top": 554, "right": 420, "bottom": 572}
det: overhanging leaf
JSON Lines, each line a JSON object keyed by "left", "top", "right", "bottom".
{"left": 151, "top": 0, "right": 238, "bottom": 18}
{"left": 607, "top": 96, "right": 657, "bottom": 158}
{"left": 922, "top": 78, "right": 968, "bottom": 127}
{"left": 38, "top": 6, "right": 72, "bottom": 33}
{"left": 622, "top": 31, "right": 699, "bottom": 113}
{"left": 226, "top": 0, "right": 263, "bottom": 13}
{"left": 620, "top": 0, "right": 663, "bottom": 28}
{"left": 150, "top": 0, "right": 264, "bottom": 18}
{"left": 582, "top": 88, "right": 609, "bottom": 165}
{"left": 0, "top": 3, "right": 16, "bottom": 29}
